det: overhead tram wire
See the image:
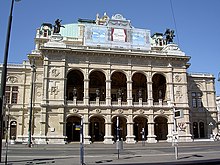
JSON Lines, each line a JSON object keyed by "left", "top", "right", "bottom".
{"left": 170, "top": 0, "right": 180, "bottom": 46}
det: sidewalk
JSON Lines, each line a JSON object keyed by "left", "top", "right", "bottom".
{"left": 1, "top": 140, "right": 220, "bottom": 165}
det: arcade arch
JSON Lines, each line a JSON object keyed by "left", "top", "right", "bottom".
{"left": 112, "top": 116, "right": 127, "bottom": 141}
{"left": 133, "top": 116, "right": 148, "bottom": 141}
{"left": 66, "top": 116, "right": 81, "bottom": 142}
{"left": 66, "top": 70, "right": 84, "bottom": 101}
{"left": 132, "top": 73, "right": 147, "bottom": 102}
{"left": 89, "top": 71, "right": 106, "bottom": 101}
{"left": 152, "top": 73, "right": 166, "bottom": 102}
{"left": 154, "top": 116, "right": 168, "bottom": 141}
{"left": 89, "top": 115, "right": 105, "bottom": 142}
{"left": 111, "top": 72, "right": 127, "bottom": 102}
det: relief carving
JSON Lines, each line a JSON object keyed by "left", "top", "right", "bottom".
{"left": 51, "top": 68, "right": 60, "bottom": 77}
{"left": 7, "top": 76, "right": 18, "bottom": 83}
{"left": 49, "top": 81, "right": 60, "bottom": 98}
{"left": 36, "top": 86, "right": 42, "bottom": 97}
{"left": 118, "top": 109, "right": 123, "bottom": 114}
{"left": 174, "top": 85, "right": 183, "bottom": 101}
{"left": 72, "top": 108, "right": 78, "bottom": 113}
{"left": 174, "top": 74, "right": 182, "bottom": 82}
{"left": 139, "top": 109, "right": 144, "bottom": 114}
{"left": 159, "top": 109, "right": 165, "bottom": 114}
{"left": 96, "top": 109, "right": 101, "bottom": 114}
{"left": 36, "top": 73, "right": 43, "bottom": 82}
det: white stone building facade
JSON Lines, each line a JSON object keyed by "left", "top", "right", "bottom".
{"left": 1, "top": 13, "right": 217, "bottom": 144}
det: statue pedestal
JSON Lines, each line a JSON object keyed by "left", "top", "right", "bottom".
{"left": 118, "top": 98, "right": 122, "bottom": 105}
{"left": 44, "top": 34, "right": 66, "bottom": 48}
{"left": 96, "top": 97, "right": 100, "bottom": 106}
{"left": 73, "top": 97, "right": 77, "bottom": 105}
{"left": 139, "top": 98, "right": 143, "bottom": 105}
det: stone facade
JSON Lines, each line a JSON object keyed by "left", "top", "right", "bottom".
{"left": 1, "top": 13, "right": 217, "bottom": 144}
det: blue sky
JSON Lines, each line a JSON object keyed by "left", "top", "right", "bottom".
{"left": 0, "top": 0, "right": 220, "bottom": 95}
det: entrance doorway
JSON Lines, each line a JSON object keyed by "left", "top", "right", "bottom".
{"left": 193, "top": 122, "right": 205, "bottom": 138}
{"left": 66, "top": 116, "right": 81, "bottom": 142}
{"left": 154, "top": 116, "right": 168, "bottom": 141}
{"left": 89, "top": 116, "right": 105, "bottom": 142}
{"left": 10, "top": 121, "right": 17, "bottom": 140}
{"left": 112, "top": 116, "right": 127, "bottom": 141}
{"left": 133, "top": 116, "right": 148, "bottom": 141}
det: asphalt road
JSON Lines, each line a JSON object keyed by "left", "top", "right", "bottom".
{"left": 1, "top": 140, "right": 220, "bottom": 165}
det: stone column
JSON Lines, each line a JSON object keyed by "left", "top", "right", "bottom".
{"left": 127, "top": 80, "right": 133, "bottom": 106}
{"left": 84, "top": 79, "right": 89, "bottom": 105}
{"left": 104, "top": 114, "right": 114, "bottom": 144}
{"left": 147, "top": 112, "right": 157, "bottom": 143}
{"left": 127, "top": 72, "right": 133, "bottom": 106}
{"left": 126, "top": 114, "right": 135, "bottom": 143}
{"left": 83, "top": 113, "right": 91, "bottom": 144}
{"left": 139, "top": 98, "right": 143, "bottom": 105}
{"left": 106, "top": 79, "right": 111, "bottom": 106}
{"left": 147, "top": 81, "right": 153, "bottom": 106}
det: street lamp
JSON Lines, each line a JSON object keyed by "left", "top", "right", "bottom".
{"left": 0, "top": 0, "right": 21, "bottom": 162}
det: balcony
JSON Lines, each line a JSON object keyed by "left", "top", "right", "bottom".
{"left": 67, "top": 98, "right": 170, "bottom": 108}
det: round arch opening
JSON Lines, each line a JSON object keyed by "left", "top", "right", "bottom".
{"left": 66, "top": 70, "right": 84, "bottom": 101}
{"left": 154, "top": 116, "right": 168, "bottom": 141}
{"left": 132, "top": 73, "right": 147, "bottom": 102}
{"left": 111, "top": 72, "right": 127, "bottom": 102}
{"left": 133, "top": 116, "right": 148, "bottom": 141}
{"left": 152, "top": 74, "right": 166, "bottom": 102}
{"left": 89, "top": 115, "right": 105, "bottom": 142}
{"left": 112, "top": 116, "right": 127, "bottom": 141}
{"left": 66, "top": 116, "right": 81, "bottom": 142}
{"left": 89, "top": 71, "right": 106, "bottom": 101}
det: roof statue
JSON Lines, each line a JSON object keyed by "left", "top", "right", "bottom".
{"left": 53, "top": 19, "right": 65, "bottom": 34}
{"left": 164, "top": 29, "right": 175, "bottom": 44}
{"left": 95, "top": 12, "right": 109, "bottom": 25}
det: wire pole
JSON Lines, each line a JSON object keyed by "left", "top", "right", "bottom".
{"left": 0, "top": 0, "right": 19, "bottom": 162}
{"left": 80, "top": 117, "right": 85, "bottom": 165}
{"left": 28, "top": 60, "right": 36, "bottom": 147}
{"left": 116, "top": 116, "right": 120, "bottom": 159}
{"left": 173, "top": 106, "right": 178, "bottom": 160}
{"left": 170, "top": 0, "right": 180, "bottom": 46}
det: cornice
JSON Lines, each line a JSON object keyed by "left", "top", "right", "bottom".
{"left": 40, "top": 46, "right": 190, "bottom": 62}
